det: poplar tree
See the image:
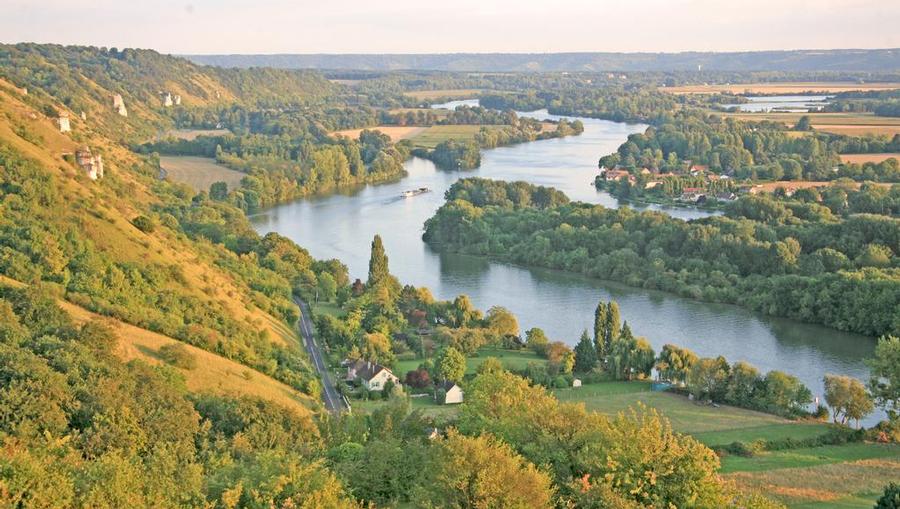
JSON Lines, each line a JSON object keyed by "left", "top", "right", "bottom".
{"left": 593, "top": 301, "right": 607, "bottom": 359}
{"left": 367, "top": 234, "right": 389, "bottom": 287}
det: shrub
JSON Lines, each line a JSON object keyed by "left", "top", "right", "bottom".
{"left": 875, "top": 482, "right": 900, "bottom": 509}
{"left": 158, "top": 343, "right": 197, "bottom": 370}
{"left": 132, "top": 215, "right": 156, "bottom": 233}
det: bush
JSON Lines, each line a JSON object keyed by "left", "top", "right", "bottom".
{"left": 132, "top": 215, "right": 156, "bottom": 233}
{"left": 875, "top": 482, "right": 900, "bottom": 509}
{"left": 158, "top": 343, "right": 197, "bottom": 370}
{"left": 553, "top": 375, "right": 570, "bottom": 388}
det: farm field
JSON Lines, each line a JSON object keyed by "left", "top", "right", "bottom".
{"left": 719, "top": 111, "right": 900, "bottom": 136}
{"left": 723, "top": 443, "right": 900, "bottom": 508}
{"left": 159, "top": 155, "right": 246, "bottom": 192}
{"left": 404, "top": 88, "right": 483, "bottom": 100}
{"left": 839, "top": 152, "right": 900, "bottom": 164}
{"left": 662, "top": 82, "right": 900, "bottom": 94}
{"left": 331, "top": 125, "right": 427, "bottom": 142}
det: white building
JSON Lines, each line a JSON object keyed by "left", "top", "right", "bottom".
{"left": 346, "top": 359, "right": 399, "bottom": 392}
{"left": 438, "top": 381, "right": 464, "bottom": 404}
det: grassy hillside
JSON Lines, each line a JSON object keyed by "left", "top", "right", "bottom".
{"left": 0, "top": 49, "right": 329, "bottom": 403}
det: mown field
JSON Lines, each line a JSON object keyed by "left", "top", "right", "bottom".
{"left": 839, "top": 152, "right": 900, "bottom": 164}
{"left": 331, "top": 125, "right": 427, "bottom": 142}
{"left": 162, "top": 128, "right": 230, "bottom": 140}
{"left": 409, "top": 124, "right": 498, "bottom": 148}
{"left": 719, "top": 111, "right": 900, "bottom": 137}
{"left": 662, "top": 82, "right": 900, "bottom": 95}
{"left": 159, "top": 155, "right": 246, "bottom": 192}
{"left": 403, "top": 88, "right": 483, "bottom": 100}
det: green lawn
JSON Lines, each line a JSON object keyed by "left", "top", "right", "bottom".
{"left": 721, "top": 442, "right": 900, "bottom": 474}
{"left": 553, "top": 381, "right": 787, "bottom": 434}
{"left": 351, "top": 394, "right": 459, "bottom": 421}
{"left": 692, "top": 422, "right": 834, "bottom": 448}
{"left": 410, "top": 125, "right": 500, "bottom": 149}
{"left": 310, "top": 301, "right": 346, "bottom": 318}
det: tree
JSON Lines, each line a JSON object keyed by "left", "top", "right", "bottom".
{"left": 875, "top": 482, "right": 900, "bottom": 509}
{"left": 824, "top": 374, "right": 874, "bottom": 427}
{"left": 360, "top": 332, "right": 393, "bottom": 365}
{"left": 526, "top": 327, "right": 549, "bottom": 357}
{"left": 477, "top": 357, "right": 504, "bottom": 375}
{"left": 762, "top": 370, "right": 813, "bottom": 416}
{"left": 421, "top": 430, "right": 554, "bottom": 508}
{"left": 547, "top": 341, "right": 575, "bottom": 374}
{"left": 593, "top": 301, "right": 608, "bottom": 360}
{"left": 655, "top": 344, "right": 698, "bottom": 385}
{"left": 317, "top": 272, "right": 337, "bottom": 302}
{"left": 687, "top": 357, "right": 729, "bottom": 402}
{"left": 869, "top": 336, "right": 900, "bottom": 421}
{"left": 209, "top": 181, "right": 228, "bottom": 200}
{"left": 367, "top": 235, "right": 389, "bottom": 288}
{"left": 725, "top": 361, "right": 760, "bottom": 406}
{"left": 795, "top": 115, "right": 813, "bottom": 131}
{"left": 404, "top": 368, "right": 431, "bottom": 389}
{"left": 574, "top": 330, "right": 598, "bottom": 373}
{"left": 437, "top": 346, "right": 466, "bottom": 383}
{"left": 485, "top": 306, "right": 519, "bottom": 345}
{"left": 604, "top": 301, "right": 621, "bottom": 356}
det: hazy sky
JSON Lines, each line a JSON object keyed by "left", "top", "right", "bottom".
{"left": 3, "top": 0, "right": 898, "bottom": 54}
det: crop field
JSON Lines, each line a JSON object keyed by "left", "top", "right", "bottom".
{"left": 159, "top": 155, "right": 246, "bottom": 192}
{"left": 662, "top": 82, "right": 900, "bottom": 95}
{"left": 331, "top": 125, "right": 427, "bottom": 142}
{"left": 403, "top": 88, "right": 483, "bottom": 100}
{"left": 839, "top": 153, "right": 900, "bottom": 164}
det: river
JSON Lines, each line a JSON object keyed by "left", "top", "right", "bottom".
{"left": 250, "top": 102, "right": 878, "bottom": 421}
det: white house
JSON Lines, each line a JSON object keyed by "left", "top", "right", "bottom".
{"left": 438, "top": 380, "right": 464, "bottom": 404}
{"left": 346, "top": 359, "right": 399, "bottom": 392}
{"left": 572, "top": 379, "right": 582, "bottom": 388}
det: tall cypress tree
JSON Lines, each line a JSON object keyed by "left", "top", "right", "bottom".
{"left": 593, "top": 301, "right": 607, "bottom": 359}
{"left": 367, "top": 234, "right": 389, "bottom": 287}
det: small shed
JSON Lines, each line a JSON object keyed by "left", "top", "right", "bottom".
{"left": 572, "top": 379, "right": 582, "bottom": 388}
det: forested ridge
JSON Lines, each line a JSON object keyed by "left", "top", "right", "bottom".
{"left": 424, "top": 178, "right": 900, "bottom": 336}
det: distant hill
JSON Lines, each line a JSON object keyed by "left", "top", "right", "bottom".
{"left": 185, "top": 49, "right": 900, "bottom": 72}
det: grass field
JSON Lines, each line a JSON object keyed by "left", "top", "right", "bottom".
{"left": 404, "top": 89, "right": 482, "bottom": 100}
{"left": 724, "top": 444, "right": 900, "bottom": 508}
{"left": 409, "top": 124, "right": 497, "bottom": 148}
{"left": 839, "top": 153, "right": 900, "bottom": 164}
{"left": 162, "top": 128, "right": 230, "bottom": 140}
{"left": 56, "top": 298, "right": 317, "bottom": 417}
{"left": 159, "top": 155, "right": 246, "bottom": 192}
{"left": 662, "top": 82, "right": 900, "bottom": 95}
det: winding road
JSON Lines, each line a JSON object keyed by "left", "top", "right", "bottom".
{"left": 293, "top": 297, "right": 348, "bottom": 414}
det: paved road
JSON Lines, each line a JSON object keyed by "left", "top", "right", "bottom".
{"left": 293, "top": 297, "right": 348, "bottom": 414}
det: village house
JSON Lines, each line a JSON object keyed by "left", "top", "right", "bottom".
{"left": 345, "top": 359, "right": 399, "bottom": 392}
{"left": 437, "top": 380, "right": 464, "bottom": 404}
{"left": 57, "top": 112, "right": 70, "bottom": 133}
{"left": 75, "top": 146, "right": 104, "bottom": 180}
{"left": 603, "top": 169, "right": 635, "bottom": 183}
{"left": 679, "top": 187, "right": 706, "bottom": 203}
{"left": 689, "top": 164, "right": 709, "bottom": 176}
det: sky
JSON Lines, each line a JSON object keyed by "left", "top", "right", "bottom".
{"left": 2, "top": 0, "right": 899, "bottom": 55}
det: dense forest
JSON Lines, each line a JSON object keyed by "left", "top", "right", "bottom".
{"left": 424, "top": 178, "right": 900, "bottom": 336}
